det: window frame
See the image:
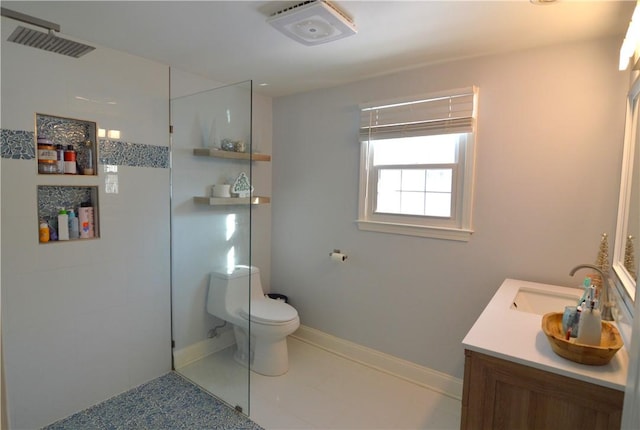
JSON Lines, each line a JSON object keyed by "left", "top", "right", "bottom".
{"left": 356, "top": 89, "right": 477, "bottom": 241}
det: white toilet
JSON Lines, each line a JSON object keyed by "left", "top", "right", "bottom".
{"left": 207, "top": 265, "right": 300, "bottom": 376}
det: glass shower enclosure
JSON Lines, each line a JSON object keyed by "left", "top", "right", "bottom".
{"left": 170, "top": 80, "right": 253, "bottom": 413}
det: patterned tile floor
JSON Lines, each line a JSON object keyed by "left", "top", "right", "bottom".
{"left": 42, "top": 372, "right": 263, "bottom": 430}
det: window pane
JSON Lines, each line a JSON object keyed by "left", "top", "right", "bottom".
{"left": 376, "top": 191, "right": 401, "bottom": 213}
{"left": 425, "top": 169, "right": 452, "bottom": 192}
{"left": 400, "top": 192, "right": 425, "bottom": 215}
{"left": 378, "top": 169, "right": 401, "bottom": 192}
{"left": 372, "top": 134, "right": 458, "bottom": 166}
{"left": 401, "top": 169, "right": 426, "bottom": 191}
{"left": 425, "top": 193, "right": 451, "bottom": 217}
{"left": 375, "top": 167, "right": 454, "bottom": 218}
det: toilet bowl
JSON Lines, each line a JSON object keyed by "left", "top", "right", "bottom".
{"left": 207, "top": 265, "right": 300, "bottom": 376}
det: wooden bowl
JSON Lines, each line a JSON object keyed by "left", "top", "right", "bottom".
{"left": 541, "top": 312, "right": 623, "bottom": 366}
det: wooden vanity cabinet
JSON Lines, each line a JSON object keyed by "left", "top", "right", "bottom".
{"left": 461, "top": 350, "right": 624, "bottom": 430}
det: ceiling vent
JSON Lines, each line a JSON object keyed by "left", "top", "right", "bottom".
{"left": 267, "top": 0, "right": 356, "bottom": 46}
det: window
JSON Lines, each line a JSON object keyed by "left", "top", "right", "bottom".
{"left": 357, "top": 87, "right": 478, "bottom": 241}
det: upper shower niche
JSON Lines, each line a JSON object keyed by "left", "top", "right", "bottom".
{"left": 36, "top": 113, "right": 97, "bottom": 176}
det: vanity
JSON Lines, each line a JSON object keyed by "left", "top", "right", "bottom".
{"left": 461, "top": 279, "right": 628, "bottom": 430}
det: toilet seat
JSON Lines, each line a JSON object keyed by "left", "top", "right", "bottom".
{"left": 239, "top": 299, "right": 298, "bottom": 325}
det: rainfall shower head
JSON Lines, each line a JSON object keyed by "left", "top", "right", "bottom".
{"left": 7, "top": 26, "right": 95, "bottom": 58}
{"left": 1, "top": 8, "right": 95, "bottom": 58}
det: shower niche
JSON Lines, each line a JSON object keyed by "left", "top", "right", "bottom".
{"left": 35, "top": 113, "right": 100, "bottom": 243}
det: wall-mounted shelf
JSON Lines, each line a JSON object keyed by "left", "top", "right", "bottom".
{"left": 193, "top": 148, "right": 271, "bottom": 162}
{"left": 194, "top": 196, "right": 271, "bottom": 206}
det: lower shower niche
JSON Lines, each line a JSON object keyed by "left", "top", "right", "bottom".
{"left": 37, "top": 185, "right": 100, "bottom": 243}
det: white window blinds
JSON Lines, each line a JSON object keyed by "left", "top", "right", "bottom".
{"left": 360, "top": 86, "right": 477, "bottom": 140}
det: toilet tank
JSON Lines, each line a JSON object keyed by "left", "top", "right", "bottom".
{"left": 207, "top": 266, "right": 265, "bottom": 316}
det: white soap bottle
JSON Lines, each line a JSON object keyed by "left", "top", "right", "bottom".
{"left": 576, "top": 286, "right": 602, "bottom": 346}
{"left": 57, "top": 209, "right": 69, "bottom": 241}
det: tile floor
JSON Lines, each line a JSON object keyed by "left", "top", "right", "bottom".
{"left": 42, "top": 372, "right": 263, "bottom": 430}
{"left": 178, "top": 337, "right": 462, "bottom": 429}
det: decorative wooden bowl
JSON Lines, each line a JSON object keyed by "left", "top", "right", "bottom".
{"left": 541, "top": 312, "right": 623, "bottom": 366}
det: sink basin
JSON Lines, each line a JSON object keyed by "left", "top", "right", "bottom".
{"left": 510, "top": 286, "right": 581, "bottom": 315}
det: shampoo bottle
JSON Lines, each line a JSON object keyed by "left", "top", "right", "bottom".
{"left": 39, "top": 220, "right": 49, "bottom": 243}
{"left": 57, "top": 209, "right": 69, "bottom": 241}
{"left": 68, "top": 209, "right": 79, "bottom": 239}
{"left": 576, "top": 285, "right": 602, "bottom": 346}
{"left": 78, "top": 203, "right": 94, "bottom": 238}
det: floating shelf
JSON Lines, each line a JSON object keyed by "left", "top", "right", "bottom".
{"left": 193, "top": 196, "right": 271, "bottom": 206}
{"left": 193, "top": 148, "right": 271, "bottom": 162}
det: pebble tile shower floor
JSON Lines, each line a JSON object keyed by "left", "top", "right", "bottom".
{"left": 42, "top": 372, "right": 263, "bottom": 430}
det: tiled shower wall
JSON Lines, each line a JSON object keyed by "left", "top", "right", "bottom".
{"left": 1, "top": 18, "right": 171, "bottom": 430}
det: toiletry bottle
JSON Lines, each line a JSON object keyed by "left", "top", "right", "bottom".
{"left": 64, "top": 145, "right": 77, "bottom": 174}
{"left": 78, "top": 203, "right": 94, "bottom": 238}
{"left": 49, "top": 221, "right": 58, "bottom": 241}
{"left": 576, "top": 286, "right": 602, "bottom": 346}
{"left": 68, "top": 209, "right": 79, "bottom": 239}
{"left": 56, "top": 144, "right": 65, "bottom": 174}
{"left": 39, "top": 219, "right": 50, "bottom": 243}
{"left": 83, "top": 140, "right": 94, "bottom": 175}
{"left": 57, "top": 209, "right": 69, "bottom": 241}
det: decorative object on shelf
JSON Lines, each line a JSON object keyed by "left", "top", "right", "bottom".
{"left": 221, "top": 138, "right": 235, "bottom": 151}
{"left": 234, "top": 140, "right": 246, "bottom": 153}
{"left": 541, "top": 312, "right": 623, "bottom": 366}
{"left": 625, "top": 235, "right": 636, "bottom": 279}
{"left": 219, "top": 138, "right": 247, "bottom": 153}
{"left": 208, "top": 118, "right": 218, "bottom": 148}
{"left": 231, "top": 172, "right": 253, "bottom": 198}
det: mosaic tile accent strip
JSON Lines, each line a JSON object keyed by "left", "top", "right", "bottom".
{"left": 0, "top": 129, "right": 35, "bottom": 159}
{"left": 42, "top": 372, "right": 263, "bottom": 430}
{"left": 38, "top": 186, "right": 96, "bottom": 224}
{"left": 1, "top": 129, "right": 169, "bottom": 169}
{"left": 99, "top": 139, "right": 169, "bottom": 169}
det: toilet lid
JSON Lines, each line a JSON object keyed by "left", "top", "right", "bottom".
{"left": 240, "top": 299, "right": 298, "bottom": 324}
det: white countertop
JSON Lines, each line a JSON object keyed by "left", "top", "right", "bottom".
{"left": 462, "top": 278, "right": 628, "bottom": 391}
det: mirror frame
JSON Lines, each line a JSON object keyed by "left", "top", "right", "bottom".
{"left": 613, "top": 76, "right": 639, "bottom": 315}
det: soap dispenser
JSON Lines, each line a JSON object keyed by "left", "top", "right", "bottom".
{"left": 576, "top": 285, "right": 602, "bottom": 346}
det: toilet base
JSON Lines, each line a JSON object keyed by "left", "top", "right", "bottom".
{"left": 251, "top": 336, "right": 290, "bottom": 376}
{"left": 232, "top": 331, "right": 290, "bottom": 376}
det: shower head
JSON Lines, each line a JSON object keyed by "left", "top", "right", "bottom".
{"left": 1, "top": 7, "right": 95, "bottom": 58}
{"left": 7, "top": 26, "right": 95, "bottom": 58}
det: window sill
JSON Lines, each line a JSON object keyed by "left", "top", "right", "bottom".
{"left": 356, "top": 219, "right": 473, "bottom": 241}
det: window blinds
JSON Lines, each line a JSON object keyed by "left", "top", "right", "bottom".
{"left": 360, "top": 86, "right": 477, "bottom": 140}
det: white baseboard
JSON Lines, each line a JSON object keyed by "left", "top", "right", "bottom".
{"left": 291, "top": 325, "right": 463, "bottom": 400}
{"left": 173, "top": 329, "right": 236, "bottom": 369}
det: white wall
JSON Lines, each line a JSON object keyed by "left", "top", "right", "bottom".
{"left": 1, "top": 20, "right": 171, "bottom": 429}
{"left": 271, "top": 37, "right": 628, "bottom": 380}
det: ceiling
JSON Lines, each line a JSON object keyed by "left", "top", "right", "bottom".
{"left": 1, "top": 1, "right": 636, "bottom": 97}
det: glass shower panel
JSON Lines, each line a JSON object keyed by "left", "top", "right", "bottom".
{"left": 170, "top": 80, "right": 252, "bottom": 414}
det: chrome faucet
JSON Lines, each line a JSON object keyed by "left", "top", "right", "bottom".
{"left": 569, "top": 263, "right": 614, "bottom": 321}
